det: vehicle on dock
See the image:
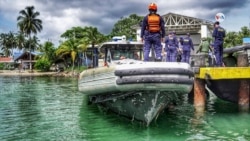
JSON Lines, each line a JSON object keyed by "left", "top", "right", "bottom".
{"left": 78, "top": 36, "right": 194, "bottom": 126}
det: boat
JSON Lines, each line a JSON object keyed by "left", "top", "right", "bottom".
{"left": 78, "top": 37, "right": 194, "bottom": 126}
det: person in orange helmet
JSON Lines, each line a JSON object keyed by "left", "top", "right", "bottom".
{"left": 140, "top": 3, "right": 165, "bottom": 62}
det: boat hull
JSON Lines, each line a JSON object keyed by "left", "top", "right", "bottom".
{"left": 207, "top": 79, "right": 243, "bottom": 103}
{"left": 95, "top": 91, "right": 180, "bottom": 126}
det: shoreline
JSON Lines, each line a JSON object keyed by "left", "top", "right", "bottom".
{"left": 0, "top": 70, "right": 79, "bottom": 77}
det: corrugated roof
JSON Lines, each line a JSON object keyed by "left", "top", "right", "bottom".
{"left": 0, "top": 57, "right": 13, "bottom": 62}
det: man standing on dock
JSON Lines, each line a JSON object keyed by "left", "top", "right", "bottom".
{"left": 140, "top": 3, "right": 165, "bottom": 62}
{"left": 212, "top": 21, "right": 226, "bottom": 67}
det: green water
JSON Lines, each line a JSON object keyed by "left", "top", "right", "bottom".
{"left": 0, "top": 76, "right": 249, "bottom": 141}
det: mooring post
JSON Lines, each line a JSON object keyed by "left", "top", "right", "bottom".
{"left": 237, "top": 51, "right": 250, "bottom": 111}
{"left": 194, "top": 78, "right": 206, "bottom": 112}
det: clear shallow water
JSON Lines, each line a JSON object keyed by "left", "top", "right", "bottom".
{"left": 0, "top": 76, "right": 249, "bottom": 141}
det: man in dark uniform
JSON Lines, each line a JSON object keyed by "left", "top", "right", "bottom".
{"left": 212, "top": 21, "right": 226, "bottom": 66}
{"left": 164, "top": 32, "right": 179, "bottom": 62}
{"left": 181, "top": 33, "right": 194, "bottom": 63}
{"left": 140, "top": 3, "right": 165, "bottom": 61}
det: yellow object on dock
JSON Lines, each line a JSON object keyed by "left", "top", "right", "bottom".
{"left": 196, "top": 67, "right": 250, "bottom": 80}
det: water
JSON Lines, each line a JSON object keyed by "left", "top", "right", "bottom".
{"left": 0, "top": 76, "right": 249, "bottom": 141}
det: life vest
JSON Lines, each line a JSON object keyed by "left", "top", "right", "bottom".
{"left": 147, "top": 14, "right": 160, "bottom": 32}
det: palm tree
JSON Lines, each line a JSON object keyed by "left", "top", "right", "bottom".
{"left": 16, "top": 32, "right": 26, "bottom": 50}
{"left": 0, "top": 33, "right": 12, "bottom": 56}
{"left": 7, "top": 31, "right": 17, "bottom": 58}
{"left": 29, "top": 35, "right": 40, "bottom": 51}
{"left": 17, "top": 6, "right": 42, "bottom": 70}
{"left": 56, "top": 39, "right": 87, "bottom": 71}
{"left": 81, "top": 26, "right": 106, "bottom": 67}
{"left": 0, "top": 32, "right": 17, "bottom": 57}
{"left": 39, "top": 41, "right": 56, "bottom": 63}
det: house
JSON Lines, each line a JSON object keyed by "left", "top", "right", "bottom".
{"left": 14, "top": 51, "right": 41, "bottom": 69}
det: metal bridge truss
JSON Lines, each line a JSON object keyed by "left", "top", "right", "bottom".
{"left": 162, "top": 13, "right": 214, "bottom": 34}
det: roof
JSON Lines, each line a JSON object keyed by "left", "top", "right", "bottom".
{"left": 162, "top": 12, "right": 214, "bottom": 34}
{"left": 14, "top": 51, "right": 42, "bottom": 61}
{"left": 132, "top": 12, "right": 214, "bottom": 34}
{"left": 0, "top": 57, "right": 13, "bottom": 63}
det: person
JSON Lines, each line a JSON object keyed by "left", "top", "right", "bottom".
{"left": 196, "top": 38, "right": 212, "bottom": 66}
{"left": 164, "top": 32, "right": 179, "bottom": 62}
{"left": 177, "top": 36, "right": 183, "bottom": 62}
{"left": 212, "top": 21, "right": 226, "bottom": 66}
{"left": 140, "top": 3, "right": 165, "bottom": 62}
{"left": 196, "top": 37, "right": 210, "bottom": 54}
{"left": 181, "top": 33, "right": 194, "bottom": 63}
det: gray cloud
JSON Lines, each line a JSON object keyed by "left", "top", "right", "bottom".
{"left": 0, "top": 0, "right": 249, "bottom": 45}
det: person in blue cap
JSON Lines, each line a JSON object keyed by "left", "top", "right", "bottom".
{"left": 181, "top": 33, "right": 194, "bottom": 63}
{"left": 140, "top": 3, "right": 165, "bottom": 61}
{"left": 212, "top": 21, "right": 226, "bottom": 66}
{"left": 164, "top": 31, "right": 179, "bottom": 62}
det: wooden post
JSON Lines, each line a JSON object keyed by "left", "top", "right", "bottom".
{"left": 194, "top": 78, "right": 206, "bottom": 112}
{"left": 237, "top": 51, "right": 249, "bottom": 111}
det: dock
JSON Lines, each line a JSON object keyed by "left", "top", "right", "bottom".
{"left": 192, "top": 47, "right": 250, "bottom": 112}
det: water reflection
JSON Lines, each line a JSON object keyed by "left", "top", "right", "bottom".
{"left": 0, "top": 76, "right": 250, "bottom": 141}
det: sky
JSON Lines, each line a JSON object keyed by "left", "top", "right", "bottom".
{"left": 0, "top": 0, "right": 250, "bottom": 46}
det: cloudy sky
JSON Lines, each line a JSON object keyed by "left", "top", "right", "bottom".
{"left": 0, "top": 0, "right": 250, "bottom": 46}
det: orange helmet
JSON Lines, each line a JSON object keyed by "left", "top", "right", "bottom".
{"left": 148, "top": 3, "right": 157, "bottom": 10}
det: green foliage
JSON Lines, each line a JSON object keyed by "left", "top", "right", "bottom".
{"left": 0, "top": 63, "right": 4, "bottom": 69}
{"left": 17, "top": 6, "right": 43, "bottom": 35}
{"left": 34, "top": 58, "right": 51, "bottom": 71}
{"left": 224, "top": 26, "right": 250, "bottom": 48}
{"left": 38, "top": 41, "right": 56, "bottom": 63}
{"left": 109, "top": 14, "right": 143, "bottom": 40}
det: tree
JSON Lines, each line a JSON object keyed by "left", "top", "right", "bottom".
{"left": 0, "top": 32, "right": 17, "bottom": 57}
{"left": 239, "top": 26, "right": 250, "bottom": 38}
{"left": 38, "top": 41, "right": 56, "bottom": 63}
{"left": 17, "top": 6, "right": 43, "bottom": 70}
{"left": 16, "top": 32, "right": 26, "bottom": 50}
{"left": 109, "top": 14, "right": 143, "bottom": 40}
{"left": 56, "top": 39, "right": 87, "bottom": 71}
{"left": 224, "top": 31, "right": 241, "bottom": 48}
{"left": 0, "top": 33, "right": 12, "bottom": 56}
{"left": 29, "top": 35, "right": 40, "bottom": 51}
{"left": 80, "top": 26, "right": 107, "bottom": 67}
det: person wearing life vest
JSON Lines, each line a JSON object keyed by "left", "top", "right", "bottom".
{"left": 212, "top": 21, "right": 226, "bottom": 67}
{"left": 164, "top": 31, "right": 179, "bottom": 62}
{"left": 140, "top": 3, "right": 165, "bottom": 62}
{"left": 181, "top": 33, "right": 194, "bottom": 63}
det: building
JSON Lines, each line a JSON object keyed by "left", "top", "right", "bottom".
{"left": 14, "top": 51, "right": 42, "bottom": 70}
